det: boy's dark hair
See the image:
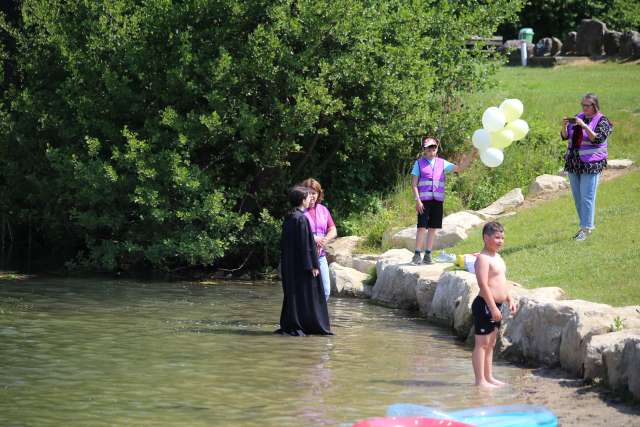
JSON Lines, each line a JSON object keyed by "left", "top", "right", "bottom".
{"left": 288, "top": 185, "right": 310, "bottom": 208}
{"left": 482, "top": 221, "right": 504, "bottom": 237}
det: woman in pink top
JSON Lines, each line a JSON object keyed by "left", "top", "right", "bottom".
{"left": 301, "top": 178, "right": 338, "bottom": 300}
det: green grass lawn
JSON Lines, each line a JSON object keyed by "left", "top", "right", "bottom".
{"left": 347, "top": 63, "right": 640, "bottom": 305}
{"left": 450, "top": 169, "right": 640, "bottom": 307}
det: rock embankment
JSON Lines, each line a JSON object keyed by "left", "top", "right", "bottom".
{"left": 323, "top": 163, "right": 639, "bottom": 400}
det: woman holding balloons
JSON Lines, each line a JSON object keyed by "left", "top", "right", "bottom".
{"left": 561, "top": 93, "right": 613, "bottom": 241}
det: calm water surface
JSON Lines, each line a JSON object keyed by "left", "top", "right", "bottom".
{"left": 1, "top": 278, "right": 534, "bottom": 426}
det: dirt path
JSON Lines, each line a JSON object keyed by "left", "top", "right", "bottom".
{"left": 513, "top": 367, "right": 640, "bottom": 426}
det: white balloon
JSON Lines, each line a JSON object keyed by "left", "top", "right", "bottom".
{"left": 505, "top": 119, "right": 529, "bottom": 141}
{"left": 490, "top": 129, "right": 515, "bottom": 149}
{"left": 482, "top": 107, "right": 506, "bottom": 132}
{"left": 499, "top": 99, "right": 524, "bottom": 122}
{"left": 480, "top": 147, "right": 504, "bottom": 168}
{"left": 472, "top": 129, "right": 491, "bottom": 151}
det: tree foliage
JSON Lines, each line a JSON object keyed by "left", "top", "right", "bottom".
{"left": 0, "top": 0, "right": 522, "bottom": 272}
{"left": 499, "top": 0, "right": 640, "bottom": 41}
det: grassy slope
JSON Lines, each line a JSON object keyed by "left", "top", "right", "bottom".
{"left": 353, "top": 63, "right": 640, "bottom": 305}
{"left": 453, "top": 63, "right": 640, "bottom": 306}
{"left": 450, "top": 169, "right": 640, "bottom": 307}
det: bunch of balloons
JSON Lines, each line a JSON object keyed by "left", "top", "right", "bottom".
{"left": 472, "top": 99, "right": 529, "bottom": 168}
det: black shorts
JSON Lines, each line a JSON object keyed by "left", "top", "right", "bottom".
{"left": 416, "top": 200, "right": 443, "bottom": 229}
{"left": 472, "top": 296, "right": 502, "bottom": 335}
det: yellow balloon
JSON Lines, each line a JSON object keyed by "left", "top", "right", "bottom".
{"left": 490, "top": 129, "right": 515, "bottom": 149}
{"left": 499, "top": 99, "right": 524, "bottom": 122}
{"left": 505, "top": 119, "right": 529, "bottom": 141}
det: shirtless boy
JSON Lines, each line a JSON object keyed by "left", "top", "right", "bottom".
{"left": 472, "top": 221, "right": 517, "bottom": 388}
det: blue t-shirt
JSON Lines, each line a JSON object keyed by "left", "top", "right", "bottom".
{"left": 411, "top": 158, "right": 455, "bottom": 176}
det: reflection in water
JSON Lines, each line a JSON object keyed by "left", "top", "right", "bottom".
{"left": 0, "top": 278, "right": 535, "bottom": 426}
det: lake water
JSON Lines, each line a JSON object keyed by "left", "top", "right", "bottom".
{"left": 1, "top": 277, "right": 544, "bottom": 426}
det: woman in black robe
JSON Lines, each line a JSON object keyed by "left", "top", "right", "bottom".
{"left": 276, "top": 186, "right": 332, "bottom": 336}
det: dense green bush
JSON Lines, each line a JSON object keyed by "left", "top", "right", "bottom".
{"left": 0, "top": 0, "right": 523, "bottom": 272}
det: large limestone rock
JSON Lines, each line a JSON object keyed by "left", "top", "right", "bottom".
{"left": 500, "top": 296, "right": 640, "bottom": 373}
{"left": 534, "top": 37, "right": 553, "bottom": 57}
{"left": 325, "top": 236, "right": 363, "bottom": 265}
{"left": 499, "top": 298, "right": 580, "bottom": 366}
{"left": 372, "top": 249, "right": 451, "bottom": 313}
{"left": 373, "top": 263, "right": 434, "bottom": 311}
{"left": 533, "top": 37, "right": 562, "bottom": 57}
{"left": 476, "top": 188, "right": 524, "bottom": 218}
{"left": 604, "top": 30, "right": 622, "bottom": 56}
{"left": 577, "top": 19, "right": 606, "bottom": 56}
{"left": 589, "top": 331, "right": 640, "bottom": 400}
{"left": 608, "top": 159, "right": 634, "bottom": 169}
{"left": 389, "top": 211, "right": 484, "bottom": 251}
{"left": 511, "top": 286, "right": 567, "bottom": 302}
{"left": 427, "top": 271, "right": 478, "bottom": 338}
{"left": 350, "top": 254, "right": 379, "bottom": 274}
{"left": 550, "top": 37, "right": 563, "bottom": 56}
{"left": 620, "top": 31, "right": 640, "bottom": 58}
{"left": 584, "top": 330, "right": 640, "bottom": 382}
{"left": 562, "top": 31, "right": 578, "bottom": 55}
{"left": 606, "top": 335, "right": 640, "bottom": 399}
{"left": 559, "top": 302, "right": 625, "bottom": 377}
{"left": 528, "top": 174, "right": 569, "bottom": 198}
{"left": 329, "top": 263, "right": 370, "bottom": 298}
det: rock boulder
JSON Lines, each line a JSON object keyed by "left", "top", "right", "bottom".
{"left": 325, "top": 236, "right": 364, "bottom": 265}
{"left": 577, "top": 19, "right": 606, "bottom": 56}
{"left": 476, "top": 188, "right": 524, "bottom": 218}
{"left": 620, "top": 31, "right": 640, "bottom": 58}
{"left": 528, "top": 174, "right": 569, "bottom": 198}
{"left": 604, "top": 30, "right": 622, "bottom": 56}
{"left": 562, "top": 31, "right": 578, "bottom": 55}
{"left": 329, "top": 263, "right": 370, "bottom": 298}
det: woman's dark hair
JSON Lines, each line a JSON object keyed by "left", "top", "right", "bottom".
{"left": 583, "top": 93, "right": 600, "bottom": 112}
{"left": 482, "top": 221, "right": 504, "bottom": 237}
{"left": 288, "top": 185, "right": 310, "bottom": 208}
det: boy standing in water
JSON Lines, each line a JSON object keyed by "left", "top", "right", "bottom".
{"left": 472, "top": 221, "right": 517, "bottom": 387}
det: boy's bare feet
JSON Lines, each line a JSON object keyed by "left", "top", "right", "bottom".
{"left": 475, "top": 381, "right": 499, "bottom": 388}
{"left": 488, "top": 377, "right": 507, "bottom": 387}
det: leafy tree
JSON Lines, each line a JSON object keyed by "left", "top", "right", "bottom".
{"left": 499, "top": 0, "right": 640, "bottom": 41}
{"left": 1, "top": 0, "right": 523, "bottom": 272}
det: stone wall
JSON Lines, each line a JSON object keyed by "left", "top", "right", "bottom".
{"left": 368, "top": 253, "right": 640, "bottom": 400}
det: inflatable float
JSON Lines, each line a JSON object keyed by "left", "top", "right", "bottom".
{"left": 352, "top": 416, "right": 473, "bottom": 427}
{"left": 384, "top": 403, "right": 558, "bottom": 427}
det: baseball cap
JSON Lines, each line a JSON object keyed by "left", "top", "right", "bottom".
{"left": 422, "top": 137, "right": 439, "bottom": 148}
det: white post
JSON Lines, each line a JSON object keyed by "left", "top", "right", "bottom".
{"left": 520, "top": 41, "right": 528, "bottom": 66}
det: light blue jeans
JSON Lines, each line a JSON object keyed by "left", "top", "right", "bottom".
{"left": 318, "top": 255, "right": 330, "bottom": 300}
{"left": 567, "top": 172, "right": 600, "bottom": 230}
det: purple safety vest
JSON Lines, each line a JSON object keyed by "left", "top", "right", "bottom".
{"left": 305, "top": 203, "right": 330, "bottom": 257}
{"left": 566, "top": 112, "right": 608, "bottom": 163}
{"left": 417, "top": 157, "right": 445, "bottom": 201}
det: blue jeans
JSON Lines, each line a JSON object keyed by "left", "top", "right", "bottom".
{"left": 318, "top": 256, "right": 330, "bottom": 300}
{"left": 568, "top": 172, "right": 600, "bottom": 230}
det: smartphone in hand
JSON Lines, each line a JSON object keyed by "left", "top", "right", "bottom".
{"left": 567, "top": 117, "right": 577, "bottom": 124}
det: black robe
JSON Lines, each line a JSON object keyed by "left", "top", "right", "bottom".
{"left": 276, "top": 208, "right": 332, "bottom": 336}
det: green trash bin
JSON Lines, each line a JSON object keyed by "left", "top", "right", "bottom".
{"left": 518, "top": 28, "right": 534, "bottom": 43}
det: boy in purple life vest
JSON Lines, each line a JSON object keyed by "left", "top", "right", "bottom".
{"left": 411, "top": 137, "right": 472, "bottom": 265}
